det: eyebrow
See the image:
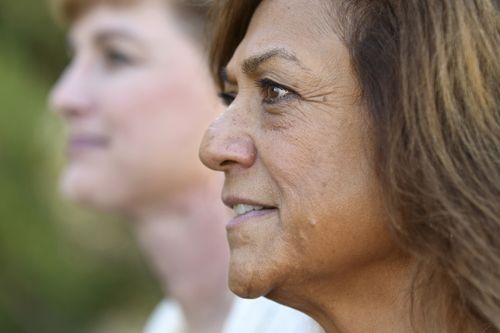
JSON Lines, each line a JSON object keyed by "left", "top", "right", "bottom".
{"left": 93, "top": 29, "right": 144, "bottom": 47}
{"left": 242, "top": 48, "right": 302, "bottom": 74}
{"left": 67, "top": 28, "right": 145, "bottom": 54}
{"left": 220, "top": 48, "right": 306, "bottom": 84}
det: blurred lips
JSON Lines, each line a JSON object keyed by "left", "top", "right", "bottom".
{"left": 222, "top": 195, "right": 277, "bottom": 228}
{"left": 67, "top": 134, "right": 109, "bottom": 156}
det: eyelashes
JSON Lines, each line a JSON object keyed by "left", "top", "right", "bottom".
{"left": 219, "top": 78, "right": 299, "bottom": 107}
{"left": 218, "top": 92, "right": 236, "bottom": 106}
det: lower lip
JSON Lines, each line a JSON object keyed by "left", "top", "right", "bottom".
{"left": 227, "top": 208, "right": 277, "bottom": 229}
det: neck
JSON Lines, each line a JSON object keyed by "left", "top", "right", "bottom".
{"left": 271, "top": 254, "right": 415, "bottom": 333}
{"left": 130, "top": 176, "right": 234, "bottom": 333}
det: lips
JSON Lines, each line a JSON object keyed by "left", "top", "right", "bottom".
{"left": 67, "top": 134, "right": 109, "bottom": 156}
{"left": 233, "top": 203, "right": 266, "bottom": 217}
{"left": 223, "top": 196, "right": 277, "bottom": 228}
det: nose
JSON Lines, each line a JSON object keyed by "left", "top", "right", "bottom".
{"left": 49, "top": 61, "right": 92, "bottom": 120}
{"left": 199, "top": 107, "right": 257, "bottom": 172}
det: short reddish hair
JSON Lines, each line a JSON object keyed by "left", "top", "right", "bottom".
{"left": 53, "top": 0, "right": 136, "bottom": 24}
{"left": 52, "top": 0, "right": 211, "bottom": 42}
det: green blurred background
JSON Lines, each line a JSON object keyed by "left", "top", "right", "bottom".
{"left": 0, "top": 2, "right": 161, "bottom": 332}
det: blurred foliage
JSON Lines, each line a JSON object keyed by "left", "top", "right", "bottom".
{"left": 0, "top": 1, "right": 161, "bottom": 333}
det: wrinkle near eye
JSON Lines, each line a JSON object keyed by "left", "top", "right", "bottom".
{"left": 299, "top": 76, "right": 361, "bottom": 110}
{"left": 260, "top": 98, "right": 313, "bottom": 132}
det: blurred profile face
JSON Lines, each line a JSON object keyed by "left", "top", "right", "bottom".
{"left": 200, "top": 0, "right": 401, "bottom": 299}
{"left": 50, "top": 0, "right": 220, "bottom": 212}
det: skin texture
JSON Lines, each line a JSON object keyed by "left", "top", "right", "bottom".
{"left": 50, "top": 1, "right": 233, "bottom": 333}
{"left": 200, "top": 0, "right": 414, "bottom": 332}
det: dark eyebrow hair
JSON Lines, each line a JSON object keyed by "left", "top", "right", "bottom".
{"left": 242, "top": 48, "right": 303, "bottom": 74}
{"left": 220, "top": 48, "right": 306, "bottom": 85}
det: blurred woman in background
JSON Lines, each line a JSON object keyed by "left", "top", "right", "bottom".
{"left": 50, "top": 0, "right": 320, "bottom": 332}
{"left": 200, "top": 0, "right": 500, "bottom": 332}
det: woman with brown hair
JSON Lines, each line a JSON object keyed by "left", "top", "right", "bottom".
{"left": 200, "top": 0, "right": 500, "bottom": 332}
{"left": 49, "top": 0, "right": 320, "bottom": 332}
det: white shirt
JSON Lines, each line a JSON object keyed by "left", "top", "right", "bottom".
{"left": 143, "top": 300, "right": 183, "bottom": 333}
{"left": 143, "top": 297, "right": 323, "bottom": 333}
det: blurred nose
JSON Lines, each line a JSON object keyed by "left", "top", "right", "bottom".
{"left": 49, "top": 60, "right": 92, "bottom": 120}
{"left": 199, "top": 106, "right": 257, "bottom": 172}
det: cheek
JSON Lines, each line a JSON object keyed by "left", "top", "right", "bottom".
{"left": 106, "top": 65, "right": 210, "bottom": 140}
{"left": 264, "top": 107, "right": 389, "bottom": 271}
{"left": 101, "top": 70, "right": 213, "bottom": 187}
{"left": 261, "top": 116, "right": 343, "bottom": 207}
{"left": 265, "top": 100, "right": 373, "bottom": 202}
{"left": 105, "top": 72, "right": 173, "bottom": 123}
{"left": 102, "top": 73, "right": 184, "bottom": 150}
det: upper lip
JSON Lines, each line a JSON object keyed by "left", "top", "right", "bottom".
{"left": 222, "top": 195, "right": 275, "bottom": 210}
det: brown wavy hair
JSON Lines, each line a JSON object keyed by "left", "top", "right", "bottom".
{"left": 209, "top": 0, "right": 500, "bottom": 332}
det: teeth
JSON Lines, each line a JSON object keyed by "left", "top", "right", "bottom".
{"left": 233, "top": 204, "right": 264, "bottom": 217}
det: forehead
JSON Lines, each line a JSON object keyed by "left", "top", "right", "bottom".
{"left": 70, "top": 0, "right": 172, "bottom": 42}
{"left": 227, "top": 0, "right": 341, "bottom": 74}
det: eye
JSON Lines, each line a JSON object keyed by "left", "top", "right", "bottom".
{"left": 104, "top": 48, "right": 133, "bottom": 68}
{"left": 218, "top": 92, "right": 236, "bottom": 106}
{"left": 257, "top": 79, "right": 297, "bottom": 104}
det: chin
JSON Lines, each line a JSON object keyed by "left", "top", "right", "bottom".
{"left": 227, "top": 249, "right": 281, "bottom": 299}
{"left": 59, "top": 167, "right": 126, "bottom": 213}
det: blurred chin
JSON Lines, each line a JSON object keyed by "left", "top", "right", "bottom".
{"left": 59, "top": 166, "right": 125, "bottom": 212}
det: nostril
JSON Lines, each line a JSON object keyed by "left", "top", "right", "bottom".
{"left": 220, "top": 160, "right": 234, "bottom": 167}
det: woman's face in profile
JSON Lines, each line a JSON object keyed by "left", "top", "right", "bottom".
{"left": 200, "top": 0, "right": 402, "bottom": 300}
{"left": 50, "top": 0, "right": 219, "bottom": 211}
